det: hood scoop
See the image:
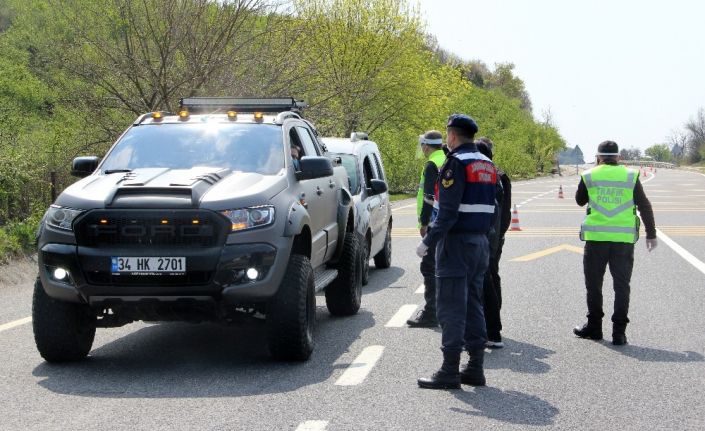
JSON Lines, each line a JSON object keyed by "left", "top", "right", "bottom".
{"left": 107, "top": 167, "right": 231, "bottom": 208}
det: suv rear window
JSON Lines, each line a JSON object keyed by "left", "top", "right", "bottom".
{"left": 101, "top": 123, "right": 284, "bottom": 175}
{"left": 335, "top": 154, "right": 360, "bottom": 194}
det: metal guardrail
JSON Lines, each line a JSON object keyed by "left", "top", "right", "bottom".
{"left": 621, "top": 160, "right": 676, "bottom": 168}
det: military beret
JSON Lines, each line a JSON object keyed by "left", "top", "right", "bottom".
{"left": 596, "top": 140, "right": 619, "bottom": 156}
{"left": 447, "top": 114, "right": 479, "bottom": 134}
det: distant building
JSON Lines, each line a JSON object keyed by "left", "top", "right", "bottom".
{"left": 558, "top": 145, "right": 585, "bottom": 165}
{"left": 671, "top": 144, "right": 684, "bottom": 159}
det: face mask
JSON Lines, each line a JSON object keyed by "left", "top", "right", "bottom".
{"left": 416, "top": 145, "right": 424, "bottom": 160}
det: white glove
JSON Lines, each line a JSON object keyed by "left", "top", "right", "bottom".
{"left": 416, "top": 241, "right": 429, "bottom": 258}
{"left": 646, "top": 238, "right": 658, "bottom": 252}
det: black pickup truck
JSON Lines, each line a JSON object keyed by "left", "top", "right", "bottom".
{"left": 33, "top": 97, "right": 362, "bottom": 362}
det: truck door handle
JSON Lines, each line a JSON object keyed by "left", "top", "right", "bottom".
{"left": 329, "top": 180, "right": 335, "bottom": 189}
{"left": 316, "top": 186, "right": 323, "bottom": 196}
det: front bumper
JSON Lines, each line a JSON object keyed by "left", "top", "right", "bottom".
{"left": 38, "top": 237, "right": 292, "bottom": 305}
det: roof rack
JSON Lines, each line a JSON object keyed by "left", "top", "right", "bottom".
{"left": 350, "top": 132, "right": 369, "bottom": 142}
{"left": 179, "top": 97, "right": 307, "bottom": 114}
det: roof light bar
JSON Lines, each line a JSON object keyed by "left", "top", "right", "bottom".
{"left": 179, "top": 97, "right": 307, "bottom": 114}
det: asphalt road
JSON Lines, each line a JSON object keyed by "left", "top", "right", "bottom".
{"left": 1, "top": 168, "right": 704, "bottom": 430}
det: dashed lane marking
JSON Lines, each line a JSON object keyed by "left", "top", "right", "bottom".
{"left": 392, "top": 203, "right": 415, "bottom": 212}
{"left": 385, "top": 304, "right": 419, "bottom": 327}
{"left": 295, "top": 421, "right": 329, "bottom": 431}
{"left": 415, "top": 284, "right": 425, "bottom": 294}
{"left": 657, "top": 229, "right": 705, "bottom": 276}
{"left": 0, "top": 316, "right": 31, "bottom": 333}
{"left": 511, "top": 244, "right": 584, "bottom": 262}
{"left": 335, "top": 345, "right": 385, "bottom": 386}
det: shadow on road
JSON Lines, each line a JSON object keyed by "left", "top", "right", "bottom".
{"left": 484, "top": 338, "right": 555, "bottom": 374}
{"left": 363, "top": 265, "right": 405, "bottom": 294}
{"left": 32, "top": 307, "right": 375, "bottom": 398}
{"left": 452, "top": 387, "right": 559, "bottom": 426}
{"left": 604, "top": 343, "right": 705, "bottom": 362}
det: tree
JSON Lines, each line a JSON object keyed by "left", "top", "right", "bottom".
{"left": 619, "top": 147, "right": 642, "bottom": 160}
{"left": 684, "top": 108, "right": 705, "bottom": 163}
{"left": 645, "top": 144, "right": 671, "bottom": 162}
{"left": 25, "top": 0, "right": 272, "bottom": 115}
{"left": 484, "top": 63, "right": 532, "bottom": 113}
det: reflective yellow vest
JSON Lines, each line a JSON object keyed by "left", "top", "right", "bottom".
{"left": 417, "top": 149, "right": 446, "bottom": 226}
{"left": 580, "top": 164, "right": 639, "bottom": 243}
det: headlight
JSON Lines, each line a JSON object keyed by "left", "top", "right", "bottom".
{"left": 45, "top": 205, "right": 84, "bottom": 231}
{"left": 221, "top": 206, "right": 275, "bottom": 232}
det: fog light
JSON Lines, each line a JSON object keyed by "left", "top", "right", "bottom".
{"left": 246, "top": 268, "right": 259, "bottom": 280}
{"left": 53, "top": 267, "right": 68, "bottom": 281}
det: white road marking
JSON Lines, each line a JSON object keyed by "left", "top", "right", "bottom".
{"left": 295, "top": 421, "right": 328, "bottom": 431}
{"left": 385, "top": 304, "right": 419, "bottom": 327}
{"left": 656, "top": 229, "right": 705, "bottom": 275}
{"left": 415, "top": 284, "right": 425, "bottom": 294}
{"left": 392, "top": 203, "right": 415, "bottom": 212}
{"left": 335, "top": 345, "right": 385, "bottom": 386}
{"left": 0, "top": 316, "right": 31, "bottom": 332}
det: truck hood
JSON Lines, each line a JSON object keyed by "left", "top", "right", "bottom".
{"left": 55, "top": 167, "right": 288, "bottom": 210}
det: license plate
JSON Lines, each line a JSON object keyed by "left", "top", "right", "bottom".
{"left": 111, "top": 257, "right": 186, "bottom": 274}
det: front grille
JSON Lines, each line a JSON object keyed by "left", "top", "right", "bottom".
{"left": 74, "top": 209, "right": 228, "bottom": 247}
{"left": 85, "top": 272, "right": 211, "bottom": 286}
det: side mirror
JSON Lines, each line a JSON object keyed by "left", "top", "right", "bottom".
{"left": 71, "top": 156, "right": 100, "bottom": 178}
{"left": 369, "top": 179, "right": 388, "bottom": 195}
{"left": 296, "top": 156, "right": 334, "bottom": 180}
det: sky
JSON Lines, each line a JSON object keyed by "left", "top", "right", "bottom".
{"left": 416, "top": 0, "right": 705, "bottom": 159}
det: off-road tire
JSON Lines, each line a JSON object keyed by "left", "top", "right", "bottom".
{"left": 361, "top": 234, "right": 370, "bottom": 286}
{"left": 266, "top": 254, "right": 315, "bottom": 361}
{"left": 32, "top": 278, "right": 96, "bottom": 362}
{"left": 326, "top": 232, "right": 362, "bottom": 316}
{"left": 373, "top": 222, "right": 392, "bottom": 269}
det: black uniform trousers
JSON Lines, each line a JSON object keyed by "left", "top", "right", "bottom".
{"left": 420, "top": 240, "right": 437, "bottom": 314}
{"left": 583, "top": 241, "right": 634, "bottom": 328}
{"left": 435, "top": 232, "right": 489, "bottom": 354}
{"left": 483, "top": 236, "right": 505, "bottom": 339}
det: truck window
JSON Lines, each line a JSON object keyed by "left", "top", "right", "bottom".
{"left": 295, "top": 126, "right": 320, "bottom": 156}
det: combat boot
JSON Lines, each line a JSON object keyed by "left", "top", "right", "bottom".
{"left": 573, "top": 322, "right": 603, "bottom": 340}
{"left": 460, "top": 348, "right": 486, "bottom": 386}
{"left": 417, "top": 352, "right": 461, "bottom": 390}
{"left": 612, "top": 324, "right": 628, "bottom": 345}
{"left": 406, "top": 309, "right": 438, "bottom": 328}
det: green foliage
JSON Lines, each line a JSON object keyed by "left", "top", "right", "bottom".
{"left": 0, "top": 0, "right": 568, "bottom": 259}
{"left": 645, "top": 144, "right": 671, "bottom": 162}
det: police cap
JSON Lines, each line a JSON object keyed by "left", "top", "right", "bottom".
{"left": 446, "top": 114, "right": 479, "bottom": 135}
{"left": 596, "top": 140, "right": 619, "bottom": 156}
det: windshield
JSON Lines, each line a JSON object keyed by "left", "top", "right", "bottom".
{"left": 333, "top": 153, "right": 360, "bottom": 194}
{"left": 101, "top": 123, "right": 284, "bottom": 175}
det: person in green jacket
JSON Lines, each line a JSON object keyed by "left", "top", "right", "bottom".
{"left": 573, "top": 140, "right": 657, "bottom": 345}
{"left": 407, "top": 130, "right": 446, "bottom": 327}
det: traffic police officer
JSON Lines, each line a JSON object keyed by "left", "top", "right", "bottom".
{"left": 416, "top": 114, "right": 497, "bottom": 389}
{"left": 407, "top": 130, "right": 446, "bottom": 328}
{"left": 573, "top": 140, "right": 657, "bottom": 345}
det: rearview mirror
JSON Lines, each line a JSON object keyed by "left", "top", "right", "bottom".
{"left": 369, "top": 179, "right": 388, "bottom": 195}
{"left": 71, "top": 156, "right": 100, "bottom": 178}
{"left": 296, "top": 156, "right": 334, "bottom": 180}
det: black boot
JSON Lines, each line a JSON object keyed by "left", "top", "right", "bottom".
{"left": 407, "top": 309, "right": 438, "bottom": 328}
{"left": 460, "top": 348, "right": 486, "bottom": 386}
{"left": 612, "top": 324, "right": 628, "bottom": 345}
{"left": 418, "top": 352, "right": 461, "bottom": 389}
{"left": 573, "top": 322, "right": 603, "bottom": 340}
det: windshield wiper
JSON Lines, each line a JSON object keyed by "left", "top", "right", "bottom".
{"left": 104, "top": 169, "right": 133, "bottom": 174}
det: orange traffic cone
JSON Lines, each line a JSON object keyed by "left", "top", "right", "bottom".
{"left": 558, "top": 185, "right": 564, "bottom": 199}
{"left": 510, "top": 205, "right": 522, "bottom": 231}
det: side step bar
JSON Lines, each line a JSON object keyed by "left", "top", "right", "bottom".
{"left": 313, "top": 267, "right": 338, "bottom": 293}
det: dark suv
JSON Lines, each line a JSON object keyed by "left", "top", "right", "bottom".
{"left": 33, "top": 98, "right": 362, "bottom": 362}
